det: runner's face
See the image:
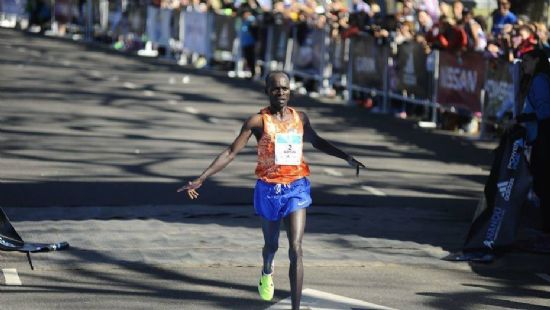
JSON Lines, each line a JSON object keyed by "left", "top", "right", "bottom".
{"left": 267, "top": 74, "right": 290, "bottom": 110}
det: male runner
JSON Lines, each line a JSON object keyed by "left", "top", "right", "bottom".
{"left": 178, "top": 71, "right": 365, "bottom": 310}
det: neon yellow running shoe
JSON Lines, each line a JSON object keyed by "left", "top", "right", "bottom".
{"left": 258, "top": 272, "right": 274, "bottom": 301}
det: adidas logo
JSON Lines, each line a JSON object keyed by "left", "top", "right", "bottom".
{"left": 497, "top": 178, "right": 514, "bottom": 202}
{"left": 483, "top": 240, "right": 495, "bottom": 249}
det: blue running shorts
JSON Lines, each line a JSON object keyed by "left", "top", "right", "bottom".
{"left": 254, "top": 178, "right": 312, "bottom": 221}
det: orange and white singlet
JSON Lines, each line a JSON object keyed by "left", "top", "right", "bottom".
{"left": 255, "top": 107, "right": 310, "bottom": 184}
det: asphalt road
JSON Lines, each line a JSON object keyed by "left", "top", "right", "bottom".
{"left": 1, "top": 28, "right": 549, "bottom": 310}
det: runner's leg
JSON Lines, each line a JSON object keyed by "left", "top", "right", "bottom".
{"left": 261, "top": 218, "right": 281, "bottom": 274}
{"left": 284, "top": 208, "right": 306, "bottom": 310}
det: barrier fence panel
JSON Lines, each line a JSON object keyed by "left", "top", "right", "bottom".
{"left": 158, "top": 8, "right": 171, "bottom": 48}
{"left": 130, "top": 3, "right": 147, "bottom": 36}
{"left": 270, "top": 23, "right": 289, "bottom": 63}
{"left": 291, "top": 26, "right": 323, "bottom": 74}
{"left": 329, "top": 34, "right": 347, "bottom": 88}
{"left": 0, "top": 0, "right": 26, "bottom": 16}
{"left": 289, "top": 24, "right": 328, "bottom": 92}
{"left": 437, "top": 51, "right": 486, "bottom": 113}
{"left": 0, "top": 0, "right": 27, "bottom": 27}
{"left": 211, "top": 13, "right": 237, "bottom": 62}
{"left": 9, "top": 3, "right": 529, "bottom": 134}
{"left": 0, "top": 0, "right": 26, "bottom": 15}
{"left": 393, "top": 41, "right": 430, "bottom": 99}
{"left": 484, "top": 59, "right": 514, "bottom": 121}
{"left": 260, "top": 22, "right": 289, "bottom": 76}
{"left": 53, "top": 0, "right": 80, "bottom": 31}
{"left": 349, "top": 34, "right": 387, "bottom": 92}
{"left": 259, "top": 24, "right": 273, "bottom": 77}
{"left": 181, "top": 11, "right": 209, "bottom": 57}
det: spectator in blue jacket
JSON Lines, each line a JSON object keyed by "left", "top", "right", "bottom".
{"left": 491, "top": 0, "right": 517, "bottom": 38}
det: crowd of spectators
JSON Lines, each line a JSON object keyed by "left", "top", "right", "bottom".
{"left": 193, "top": 0, "right": 550, "bottom": 57}
{"left": 25, "top": 0, "right": 549, "bottom": 61}
{"left": 13, "top": 0, "right": 550, "bottom": 133}
{"left": 178, "top": 0, "right": 550, "bottom": 83}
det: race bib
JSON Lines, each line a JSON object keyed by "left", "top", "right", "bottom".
{"left": 274, "top": 133, "right": 302, "bottom": 165}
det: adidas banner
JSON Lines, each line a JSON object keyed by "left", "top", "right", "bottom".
{"left": 0, "top": 207, "right": 69, "bottom": 253}
{"left": 462, "top": 125, "right": 532, "bottom": 251}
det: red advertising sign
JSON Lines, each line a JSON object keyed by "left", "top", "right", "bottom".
{"left": 437, "top": 51, "right": 486, "bottom": 112}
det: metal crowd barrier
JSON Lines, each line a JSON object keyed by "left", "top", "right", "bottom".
{"left": 3, "top": 2, "right": 535, "bottom": 134}
{"left": 0, "top": 0, "right": 27, "bottom": 28}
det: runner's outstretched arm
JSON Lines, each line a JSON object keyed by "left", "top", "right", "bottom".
{"left": 177, "top": 115, "right": 259, "bottom": 199}
{"left": 301, "top": 112, "right": 366, "bottom": 173}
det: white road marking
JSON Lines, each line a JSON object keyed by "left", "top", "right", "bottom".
{"left": 2, "top": 268, "right": 22, "bottom": 286}
{"left": 418, "top": 121, "right": 437, "bottom": 128}
{"left": 361, "top": 185, "right": 386, "bottom": 196}
{"left": 90, "top": 70, "right": 102, "bottom": 78}
{"left": 29, "top": 50, "right": 42, "bottom": 57}
{"left": 537, "top": 273, "right": 550, "bottom": 283}
{"left": 323, "top": 168, "right": 343, "bottom": 177}
{"left": 266, "top": 288, "right": 397, "bottom": 310}
{"left": 123, "top": 82, "right": 137, "bottom": 89}
{"left": 143, "top": 90, "right": 155, "bottom": 97}
{"left": 184, "top": 106, "right": 199, "bottom": 114}
{"left": 182, "top": 76, "right": 190, "bottom": 84}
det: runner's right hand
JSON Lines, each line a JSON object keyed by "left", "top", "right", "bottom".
{"left": 177, "top": 179, "right": 203, "bottom": 200}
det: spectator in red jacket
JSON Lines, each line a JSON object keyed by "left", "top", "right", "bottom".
{"left": 514, "top": 24, "right": 538, "bottom": 58}
{"left": 427, "top": 15, "right": 467, "bottom": 52}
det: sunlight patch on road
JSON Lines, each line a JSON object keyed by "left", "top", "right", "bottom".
{"left": 184, "top": 106, "right": 199, "bottom": 114}
{"left": 323, "top": 168, "right": 343, "bottom": 177}
{"left": 361, "top": 185, "right": 386, "bottom": 196}
{"left": 143, "top": 90, "right": 155, "bottom": 97}
{"left": 123, "top": 82, "right": 137, "bottom": 89}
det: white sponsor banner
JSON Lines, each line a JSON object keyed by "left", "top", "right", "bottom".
{"left": 183, "top": 11, "right": 209, "bottom": 55}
